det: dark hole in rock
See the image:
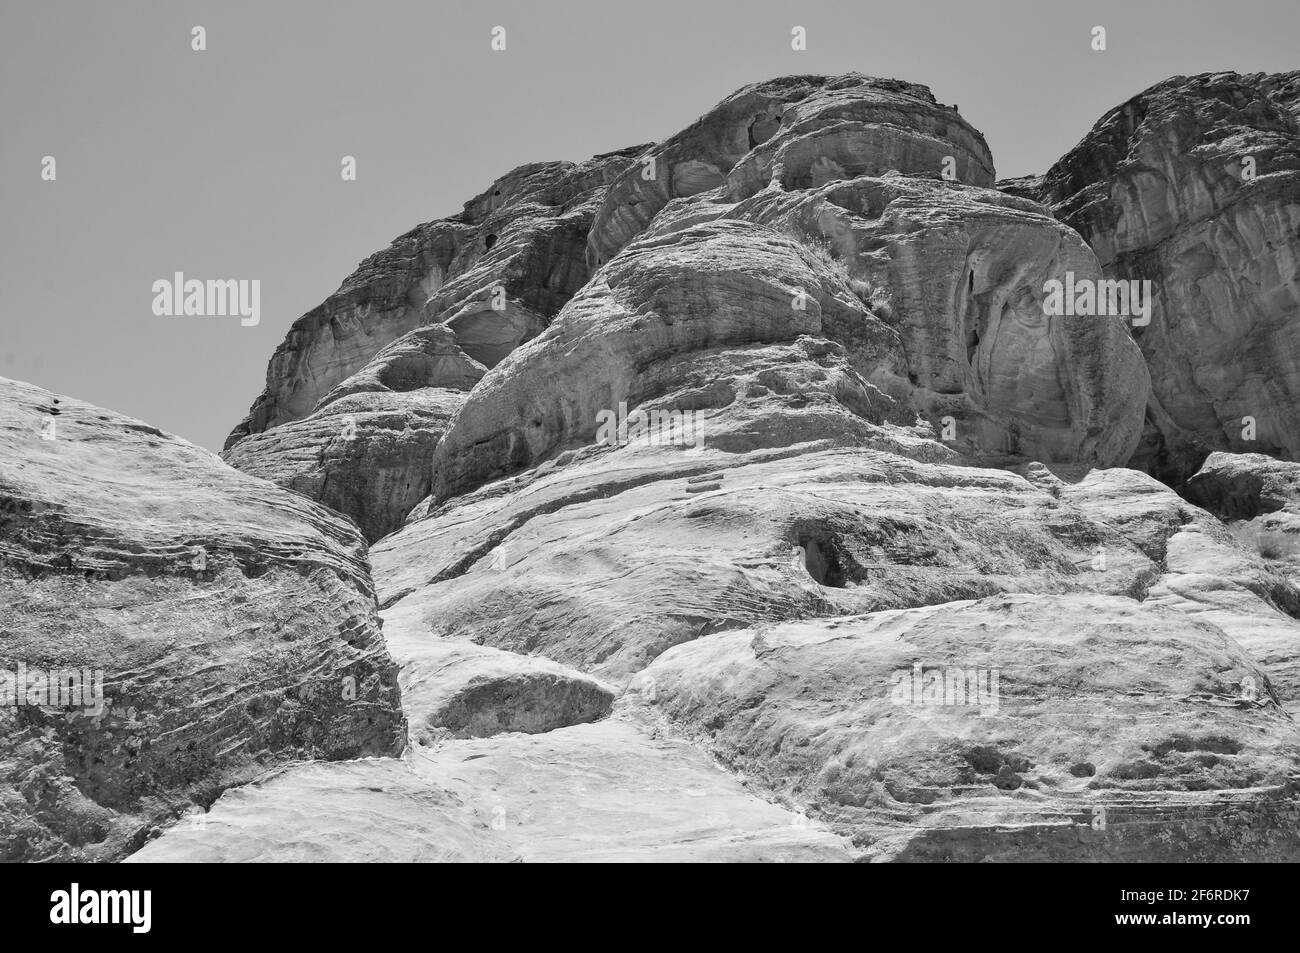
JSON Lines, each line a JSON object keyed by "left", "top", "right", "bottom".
{"left": 377, "top": 355, "right": 435, "bottom": 392}
{"left": 1182, "top": 470, "right": 1285, "bottom": 521}
{"left": 429, "top": 674, "right": 614, "bottom": 738}
{"left": 747, "top": 112, "right": 780, "bottom": 149}
{"left": 484, "top": 234, "right": 498, "bottom": 250}
{"left": 795, "top": 534, "right": 846, "bottom": 587}
{"left": 966, "top": 323, "right": 980, "bottom": 363}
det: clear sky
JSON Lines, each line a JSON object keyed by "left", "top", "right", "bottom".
{"left": 4, "top": 0, "right": 1297, "bottom": 451}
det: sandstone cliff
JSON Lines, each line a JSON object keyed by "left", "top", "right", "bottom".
{"left": 1031, "top": 71, "right": 1300, "bottom": 483}
{"left": 0, "top": 378, "right": 405, "bottom": 861}
{"left": 222, "top": 147, "right": 647, "bottom": 539}
{"left": 11, "top": 69, "right": 1300, "bottom": 863}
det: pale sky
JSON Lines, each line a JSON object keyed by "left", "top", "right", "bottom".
{"left": 4, "top": 0, "right": 1297, "bottom": 450}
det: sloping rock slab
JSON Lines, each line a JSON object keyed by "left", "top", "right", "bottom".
{"left": 0, "top": 377, "right": 404, "bottom": 861}
{"left": 125, "top": 759, "right": 512, "bottom": 863}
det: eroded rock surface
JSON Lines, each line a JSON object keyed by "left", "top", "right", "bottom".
{"left": 384, "top": 608, "right": 615, "bottom": 743}
{"left": 125, "top": 759, "right": 514, "bottom": 863}
{"left": 406, "top": 720, "right": 856, "bottom": 862}
{"left": 378, "top": 442, "right": 1166, "bottom": 684}
{"left": 222, "top": 151, "right": 649, "bottom": 538}
{"left": 1036, "top": 71, "right": 1300, "bottom": 481}
{"left": 222, "top": 326, "right": 485, "bottom": 541}
{"left": 110, "top": 71, "right": 1300, "bottom": 862}
{"left": 0, "top": 378, "right": 405, "bottom": 862}
{"left": 1178, "top": 452, "right": 1300, "bottom": 635}
{"left": 227, "top": 148, "right": 646, "bottom": 447}
{"left": 428, "top": 193, "right": 1146, "bottom": 505}
{"left": 588, "top": 74, "right": 996, "bottom": 267}
{"left": 635, "top": 593, "right": 1300, "bottom": 861}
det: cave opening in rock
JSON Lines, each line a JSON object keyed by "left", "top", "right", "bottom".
{"left": 795, "top": 534, "right": 847, "bottom": 587}
{"left": 747, "top": 112, "right": 780, "bottom": 149}
{"left": 484, "top": 234, "right": 498, "bottom": 250}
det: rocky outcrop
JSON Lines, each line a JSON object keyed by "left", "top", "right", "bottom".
{"left": 418, "top": 76, "right": 1147, "bottom": 508}
{"left": 587, "top": 74, "right": 996, "bottom": 267}
{"left": 426, "top": 186, "right": 1147, "bottom": 505}
{"left": 384, "top": 614, "right": 615, "bottom": 744}
{"left": 378, "top": 441, "right": 1170, "bottom": 684}
{"left": 103, "top": 70, "right": 1300, "bottom": 862}
{"left": 635, "top": 592, "right": 1300, "bottom": 861}
{"left": 0, "top": 378, "right": 405, "bottom": 862}
{"left": 1181, "top": 451, "right": 1300, "bottom": 604}
{"left": 1035, "top": 71, "right": 1300, "bottom": 482}
{"left": 1055, "top": 463, "right": 1300, "bottom": 711}
{"left": 224, "top": 147, "right": 646, "bottom": 447}
{"left": 352, "top": 72, "right": 1299, "bottom": 860}
{"left": 222, "top": 150, "right": 647, "bottom": 538}
{"left": 1184, "top": 450, "right": 1300, "bottom": 521}
{"left": 222, "top": 326, "right": 486, "bottom": 541}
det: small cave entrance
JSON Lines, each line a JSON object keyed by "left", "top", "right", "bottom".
{"left": 484, "top": 234, "right": 498, "bottom": 250}
{"left": 794, "top": 533, "right": 847, "bottom": 587}
{"left": 748, "top": 112, "right": 781, "bottom": 149}
{"left": 966, "top": 323, "right": 980, "bottom": 363}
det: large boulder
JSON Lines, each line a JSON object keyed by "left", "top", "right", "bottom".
{"left": 0, "top": 377, "right": 405, "bottom": 861}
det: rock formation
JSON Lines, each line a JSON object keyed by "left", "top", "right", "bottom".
{"left": 0, "top": 378, "right": 404, "bottom": 861}
{"left": 222, "top": 325, "right": 486, "bottom": 541}
{"left": 637, "top": 592, "right": 1300, "bottom": 861}
{"left": 1181, "top": 451, "right": 1300, "bottom": 606}
{"left": 222, "top": 147, "right": 647, "bottom": 537}
{"left": 10, "top": 69, "right": 1300, "bottom": 863}
{"left": 1029, "top": 71, "right": 1300, "bottom": 482}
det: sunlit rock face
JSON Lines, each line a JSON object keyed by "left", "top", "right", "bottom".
{"left": 724, "top": 175, "right": 1149, "bottom": 466}
{"left": 428, "top": 176, "right": 1147, "bottom": 507}
{"left": 151, "top": 71, "right": 1300, "bottom": 862}
{"left": 636, "top": 592, "right": 1300, "bottom": 861}
{"left": 0, "top": 378, "right": 405, "bottom": 862}
{"left": 222, "top": 150, "right": 646, "bottom": 536}
{"left": 222, "top": 326, "right": 486, "bottom": 542}
{"left": 1036, "top": 71, "right": 1300, "bottom": 483}
{"left": 587, "top": 73, "right": 996, "bottom": 269}
{"left": 225, "top": 146, "right": 647, "bottom": 448}
{"left": 1181, "top": 451, "right": 1300, "bottom": 605}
